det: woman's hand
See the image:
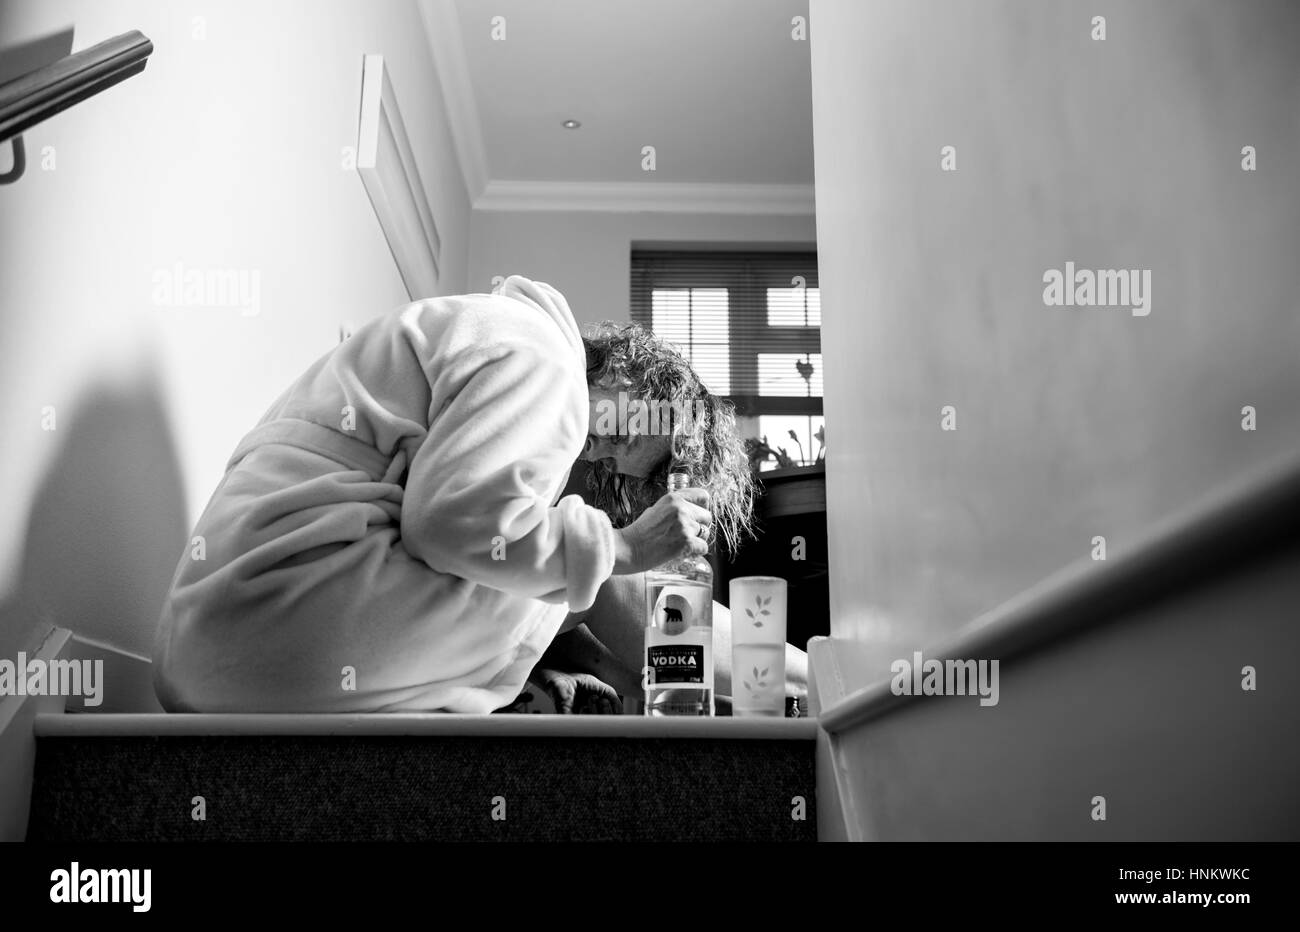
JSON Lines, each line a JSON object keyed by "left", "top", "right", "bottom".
{"left": 531, "top": 668, "right": 624, "bottom": 714}
{"left": 612, "top": 488, "right": 711, "bottom": 574}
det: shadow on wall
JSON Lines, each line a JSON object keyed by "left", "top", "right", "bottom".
{"left": 0, "top": 363, "right": 188, "bottom": 662}
{"left": 0, "top": 27, "right": 74, "bottom": 85}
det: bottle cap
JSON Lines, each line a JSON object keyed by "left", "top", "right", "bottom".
{"left": 666, "top": 468, "right": 692, "bottom": 492}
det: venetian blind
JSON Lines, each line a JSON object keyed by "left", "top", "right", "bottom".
{"left": 629, "top": 250, "right": 822, "bottom": 417}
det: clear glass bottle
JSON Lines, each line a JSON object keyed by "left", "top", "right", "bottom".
{"left": 643, "top": 470, "right": 714, "bottom": 716}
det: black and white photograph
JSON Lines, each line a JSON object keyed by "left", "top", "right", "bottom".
{"left": 0, "top": 0, "right": 1297, "bottom": 909}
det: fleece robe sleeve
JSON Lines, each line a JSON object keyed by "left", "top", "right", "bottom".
{"left": 398, "top": 303, "right": 615, "bottom": 612}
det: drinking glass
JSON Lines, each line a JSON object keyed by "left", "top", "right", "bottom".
{"left": 729, "top": 576, "right": 787, "bottom": 717}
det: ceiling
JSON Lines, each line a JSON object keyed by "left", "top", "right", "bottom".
{"left": 442, "top": 0, "right": 814, "bottom": 190}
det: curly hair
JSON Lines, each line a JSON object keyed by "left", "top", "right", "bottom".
{"left": 583, "top": 321, "right": 756, "bottom": 553}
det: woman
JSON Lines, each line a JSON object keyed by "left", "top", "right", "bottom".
{"left": 152, "top": 276, "right": 711, "bottom": 713}
{"left": 528, "top": 322, "right": 809, "bottom": 714}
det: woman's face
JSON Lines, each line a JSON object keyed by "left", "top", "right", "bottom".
{"left": 584, "top": 384, "right": 672, "bottom": 478}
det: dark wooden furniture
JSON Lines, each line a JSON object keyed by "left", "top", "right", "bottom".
{"left": 714, "top": 465, "right": 829, "bottom": 653}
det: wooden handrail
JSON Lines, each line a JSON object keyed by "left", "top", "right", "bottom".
{"left": 817, "top": 448, "right": 1300, "bottom": 734}
{"left": 0, "top": 29, "right": 153, "bottom": 144}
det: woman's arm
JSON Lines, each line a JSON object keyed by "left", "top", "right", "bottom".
{"left": 398, "top": 301, "right": 615, "bottom": 612}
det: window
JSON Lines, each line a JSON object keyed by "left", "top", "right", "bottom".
{"left": 630, "top": 251, "right": 823, "bottom": 471}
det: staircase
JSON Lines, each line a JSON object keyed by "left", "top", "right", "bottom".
{"left": 808, "top": 455, "right": 1300, "bottom": 841}
{"left": 24, "top": 714, "right": 818, "bottom": 842}
{"left": 10, "top": 455, "right": 1299, "bottom": 843}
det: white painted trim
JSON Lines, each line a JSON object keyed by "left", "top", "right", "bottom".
{"left": 807, "top": 637, "right": 852, "bottom": 842}
{"left": 818, "top": 449, "right": 1300, "bottom": 736}
{"left": 60, "top": 633, "right": 163, "bottom": 714}
{"left": 0, "top": 626, "right": 70, "bottom": 841}
{"left": 416, "top": 0, "right": 489, "bottom": 202}
{"left": 34, "top": 712, "right": 817, "bottom": 740}
{"left": 814, "top": 725, "right": 855, "bottom": 842}
{"left": 475, "top": 180, "right": 817, "bottom": 215}
{"left": 807, "top": 636, "right": 885, "bottom": 842}
{"left": 413, "top": 2, "right": 811, "bottom": 215}
{"left": 809, "top": 451, "right": 1300, "bottom": 842}
{"left": 357, "top": 54, "right": 442, "bottom": 300}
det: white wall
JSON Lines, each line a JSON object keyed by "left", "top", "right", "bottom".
{"left": 810, "top": 0, "right": 1300, "bottom": 649}
{"left": 468, "top": 210, "right": 816, "bottom": 327}
{"left": 819, "top": 541, "right": 1300, "bottom": 840}
{"left": 0, "top": 0, "right": 470, "bottom": 660}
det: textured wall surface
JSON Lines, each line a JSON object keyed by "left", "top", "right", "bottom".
{"left": 810, "top": 0, "right": 1300, "bottom": 648}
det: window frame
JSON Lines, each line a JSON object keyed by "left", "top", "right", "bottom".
{"left": 629, "top": 251, "right": 822, "bottom": 419}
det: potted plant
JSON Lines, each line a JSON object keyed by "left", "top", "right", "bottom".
{"left": 745, "top": 425, "right": 825, "bottom": 475}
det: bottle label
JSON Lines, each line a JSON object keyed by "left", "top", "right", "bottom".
{"left": 653, "top": 590, "right": 696, "bottom": 633}
{"left": 647, "top": 644, "right": 705, "bottom": 685}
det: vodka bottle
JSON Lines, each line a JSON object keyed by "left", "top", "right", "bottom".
{"left": 643, "top": 470, "right": 714, "bottom": 716}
